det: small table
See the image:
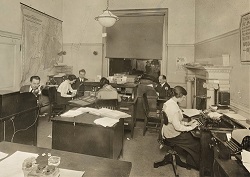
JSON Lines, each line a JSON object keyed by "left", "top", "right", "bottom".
{"left": 0, "top": 141, "right": 131, "bottom": 177}
{"left": 52, "top": 112, "right": 124, "bottom": 159}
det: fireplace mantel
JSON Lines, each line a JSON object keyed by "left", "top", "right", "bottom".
{"left": 184, "top": 64, "right": 232, "bottom": 109}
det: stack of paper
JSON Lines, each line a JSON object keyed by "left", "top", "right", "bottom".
{"left": 208, "top": 112, "right": 222, "bottom": 120}
{"left": 182, "top": 109, "right": 201, "bottom": 117}
{"left": 98, "top": 108, "right": 131, "bottom": 119}
{"left": 76, "top": 107, "right": 101, "bottom": 116}
{"left": 94, "top": 117, "right": 119, "bottom": 127}
{"left": 60, "top": 110, "right": 83, "bottom": 117}
{"left": 242, "top": 150, "right": 250, "bottom": 172}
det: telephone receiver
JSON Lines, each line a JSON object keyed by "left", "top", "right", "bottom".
{"left": 242, "top": 136, "right": 250, "bottom": 151}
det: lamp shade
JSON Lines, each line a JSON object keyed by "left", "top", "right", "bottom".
{"left": 95, "top": 10, "right": 119, "bottom": 27}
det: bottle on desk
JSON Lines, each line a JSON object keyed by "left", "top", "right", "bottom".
{"left": 91, "top": 87, "right": 96, "bottom": 97}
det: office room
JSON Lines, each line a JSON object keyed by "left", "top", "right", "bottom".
{"left": 0, "top": 0, "right": 250, "bottom": 177}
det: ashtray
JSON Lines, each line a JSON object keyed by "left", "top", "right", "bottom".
{"left": 48, "top": 156, "right": 61, "bottom": 166}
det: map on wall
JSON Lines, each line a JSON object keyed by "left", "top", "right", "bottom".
{"left": 240, "top": 12, "right": 250, "bottom": 63}
{"left": 21, "top": 4, "right": 63, "bottom": 85}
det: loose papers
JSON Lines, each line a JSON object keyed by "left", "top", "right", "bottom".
{"left": 182, "top": 109, "right": 201, "bottom": 117}
{"left": 94, "top": 117, "right": 119, "bottom": 127}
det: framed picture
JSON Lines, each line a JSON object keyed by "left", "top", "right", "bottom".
{"left": 240, "top": 12, "right": 250, "bottom": 64}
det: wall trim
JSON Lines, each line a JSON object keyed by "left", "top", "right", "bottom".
{"left": 0, "top": 30, "right": 21, "bottom": 40}
{"left": 63, "top": 43, "right": 103, "bottom": 47}
{"left": 230, "top": 100, "right": 250, "bottom": 116}
{"left": 195, "top": 29, "right": 239, "bottom": 46}
{"left": 166, "top": 44, "right": 194, "bottom": 47}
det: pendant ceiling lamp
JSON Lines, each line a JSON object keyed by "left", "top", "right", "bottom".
{"left": 95, "top": 0, "right": 119, "bottom": 27}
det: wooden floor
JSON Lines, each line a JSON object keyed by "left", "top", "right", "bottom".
{"left": 37, "top": 116, "right": 199, "bottom": 177}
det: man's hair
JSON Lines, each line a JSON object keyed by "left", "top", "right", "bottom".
{"left": 67, "top": 74, "right": 77, "bottom": 81}
{"left": 160, "top": 75, "right": 167, "bottom": 80}
{"left": 79, "top": 69, "right": 86, "bottom": 74}
{"left": 99, "top": 77, "right": 109, "bottom": 88}
{"left": 30, "top": 76, "right": 40, "bottom": 82}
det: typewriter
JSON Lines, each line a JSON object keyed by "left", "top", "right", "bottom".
{"left": 211, "top": 129, "right": 250, "bottom": 160}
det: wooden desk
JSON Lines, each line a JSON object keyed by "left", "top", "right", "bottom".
{"left": 0, "top": 141, "right": 131, "bottom": 177}
{"left": 213, "top": 158, "right": 249, "bottom": 177}
{"left": 119, "top": 98, "right": 137, "bottom": 138}
{"left": 52, "top": 113, "right": 124, "bottom": 159}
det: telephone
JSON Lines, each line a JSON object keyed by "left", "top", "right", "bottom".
{"left": 242, "top": 136, "right": 250, "bottom": 151}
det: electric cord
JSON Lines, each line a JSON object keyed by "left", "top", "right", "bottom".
{"left": 11, "top": 108, "right": 40, "bottom": 142}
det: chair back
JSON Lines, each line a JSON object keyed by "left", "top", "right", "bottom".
{"left": 142, "top": 93, "right": 150, "bottom": 116}
{"left": 47, "top": 86, "right": 57, "bottom": 104}
{"left": 162, "top": 111, "right": 169, "bottom": 125}
{"left": 95, "top": 99, "right": 118, "bottom": 110}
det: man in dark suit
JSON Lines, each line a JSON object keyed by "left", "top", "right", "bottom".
{"left": 155, "top": 75, "right": 171, "bottom": 99}
{"left": 20, "top": 76, "right": 49, "bottom": 113}
{"left": 20, "top": 76, "right": 42, "bottom": 96}
{"left": 72, "top": 69, "right": 88, "bottom": 97}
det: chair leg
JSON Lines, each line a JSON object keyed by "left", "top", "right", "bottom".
{"left": 172, "top": 153, "right": 179, "bottom": 177}
{"left": 154, "top": 153, "right": 172, "bottom": 168}
{"left": 143, "top": 121, "right": 147, "bottom": 136}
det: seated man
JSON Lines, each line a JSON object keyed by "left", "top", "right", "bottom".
{"left": 72, "top": 69, "right": 88, "bottom": 97}
{"left": 20, "top": 75, "right": 49, "bottom": 113}
{"left": 155, "top": 75, "right": 171, "bottom": 99}
{"left": 20, "top": 76, "right": 42, "bottom": 96}
{"left": 96, "top": 77, "right": 121, "bottom": 102}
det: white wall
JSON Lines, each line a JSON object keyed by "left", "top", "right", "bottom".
{"left": 0, "top": 0, "right": 63, "bottom": 90}
{"left": 62, "top": 0, "right": 196, "bottom": 86}
{"left": 0, "top": 0, "right": 63, "bottom": 35}
{"left": 195, "top": 0, "right": 250, "bottom": 117}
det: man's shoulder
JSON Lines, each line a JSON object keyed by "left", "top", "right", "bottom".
{"left": 20, "top": 85, "right": 30, "bottom": 92}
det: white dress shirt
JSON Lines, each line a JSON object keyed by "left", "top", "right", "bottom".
{"left": 57, "top": 80, "right": 74, "bottom": 97}
{"left": 162, "top": 98, "right": 193, "bottom": 138}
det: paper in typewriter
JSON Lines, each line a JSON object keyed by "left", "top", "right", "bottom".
{"left": 182, "top": 109, "right": 200, "bottom": 117}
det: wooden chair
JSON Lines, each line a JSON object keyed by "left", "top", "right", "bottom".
{"left": 47, "top": 86, "right": 68, "bottom": 120}
{"left": 154, "top": 111, "right": 192, "bottom": 177}
{"left": 142, "top": 93, "right": 161, "bottom": 136}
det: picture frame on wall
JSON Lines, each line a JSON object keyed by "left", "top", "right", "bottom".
{"left": 240, "top": 11, "right": 250, "bottom": 64}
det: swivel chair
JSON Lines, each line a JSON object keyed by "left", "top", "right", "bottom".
{"left": 47, "top": 86, "right": 68, "bottom": 120}
{"left": 154, "top": 111, "right": 192, "bottom": 177}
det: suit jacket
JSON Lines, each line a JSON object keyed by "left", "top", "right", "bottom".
{"left": 72, "top": 77, "right": 88, "bottom": 97}
{"left": 20, "top": 85, "right": 30, "bottom": 93}
{"left": 20, "top": 85, "right": 49, "bottom": 106}
{"left": 155, "top": 82, "right": 171, "bottom": 99}
{"left": 72, "top": 77, "right": 88, "bottom": 89}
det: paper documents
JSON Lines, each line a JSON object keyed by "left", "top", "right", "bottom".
{"left": 76, "top": 107, "right": 101, "bottom": 116}
{"left": 242, "top": 150, "right": 250, "bottom": 172}
{"left": 0, "top": 151, "right": 8, "bottom": 160}
{"left": 0, "top": 151, "right": 38, "bottom": 177}
{"left": 60, "top": 110, "right": 83, "bottom": 117}
{"left": 59, "top": 168, "right": 85, "bottom": 177}
{"left": 182, "top": 109, "right": 201, "bottom": 117}
{"left": 224, "top": 113, "right": 247, "bottom": 121}
{"left": 208, "top": 112, "right": 222, "bottom": 120}
{"left": 94, "top": 117, "right": 119, "bottom": 127}
{"left": 98, "top": 108, "right": 131, "bottom": 119}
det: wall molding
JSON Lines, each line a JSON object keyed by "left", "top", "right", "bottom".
{"left": 166, "top": 44, "right": 194, "bottom": 47}
{"left": 230, "top": 100, "right": 250, "bottom": 116}
{"left": 63, "top": 43, "right": 103, "bottom": 47}
{"left": 0, "top": 30, "right": 21, "bottom": 40}
{"left": 195, "top": 29, "right": 239, "bottom": 46}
